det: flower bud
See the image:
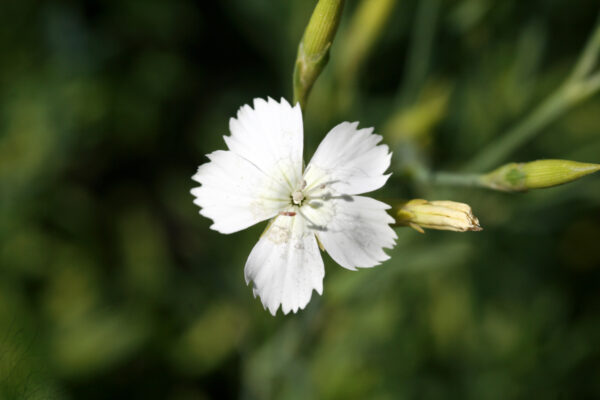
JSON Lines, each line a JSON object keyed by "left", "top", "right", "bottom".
{"left": 481, "top": 159, "right": 600, "bottom": 192}
{"left": 338, "top": 0, "right": 396, "bottom": 83}
{"left": 396, "top": 199, "right": 482, "bottom": 233}
{"left": 293, "top": 0, "right": 345, "bottom": 109}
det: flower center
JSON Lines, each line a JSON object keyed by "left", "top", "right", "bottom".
{"left": 292, "top": 190, "right": 304, "bottom": 205}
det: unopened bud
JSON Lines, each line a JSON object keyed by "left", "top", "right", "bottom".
{"left": 396, "top": 199, "right": 482, "bottom": 233}
{"left": 338, "top": 0, "right": 396, "bottom": 82}
{"left": 481, "top": 159, "right": 600, "bottom": 192}
{"left": 293, "top": 0, "right": 345, "bottom": 110}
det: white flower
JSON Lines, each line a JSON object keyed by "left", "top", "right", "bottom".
{"left": 191, "top": 97, "right": 397, "bottom": 315}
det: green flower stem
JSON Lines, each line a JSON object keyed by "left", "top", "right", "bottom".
{"left": 579, "top": 71, "right": 600, "bottom": 98}
{"left": 568, "top": 16, "right": 600, "bottom": 82}
{"left": 339, "top": 0, "right": 396, "bottom": 82}
{"left": 396, "top": 0, "right": 440, "bottom": 107}
{"left": 431, "top": 171, "right": 486, "bottom": 188}
{"left": 411, "top": 164, "right": 486, "bottom": 188}
{"left": 337, "top": 0, "right": 397, "bottom": 112}
{"left": 462, "top": 88, "right": 568, "bottom": 172}
{"left": 293, "top": 0, "right": 345, "bottom": 110}
{"left": 463, "top": 20, "right": 600, "bottom": 173}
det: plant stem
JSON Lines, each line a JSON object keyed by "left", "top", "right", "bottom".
{"left": 462, "top": 20, "right": 600, "bottom": 173}
{"left": 569, "top": 15, "right": 600, "bottom": 82}
{"left": 430, "top": 171, "right": 485, "bottom": 188}
{"left": 337, "top": 0, "right": 397, "bottom": 112}
{"left": 396, "top": 0, "right": 440, "bottom": 107}
{"left": 462, "top": 88, "right": 568, "bottom": 172}
{"left": 411, "top": 164, "right": 485, "bottom": 188}
{"left": 339, "top": 0, "right": 396, "bottom": 83}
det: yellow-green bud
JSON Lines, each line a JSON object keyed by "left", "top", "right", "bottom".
{"left": 383, "top": 82, "right": 451, "bottom": 146}
{"left": 481, "top": 159, "right": 600, "bottom": 192}
{"left": 293, "top": 0, "right": 345, "bottom": 110}
{"left": 338, "top": 0, "right": 396, "bottom": 82}
{"left": 396, "top": 199, "right": 482, "bottom": 233}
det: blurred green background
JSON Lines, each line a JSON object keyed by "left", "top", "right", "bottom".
{"left": 1, "top": 0, "right": 600, "bottom": 398}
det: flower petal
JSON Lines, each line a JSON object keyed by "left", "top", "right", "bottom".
{"left": 244, "top": 215, "right": 325, "bottom": 315}
{"left": 226, "top": 97, "right": 304, "bottom": 191}
{"left": 191, "top": 150, "right": 290, "bottom": 234}
{"left": 304, "top": 121, "right": 391, "bottom": 195}
{"left": 301, "top": 195, "right": 397, "bottom": 270}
